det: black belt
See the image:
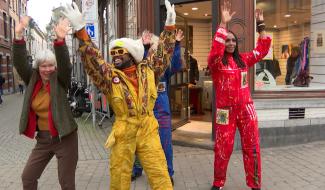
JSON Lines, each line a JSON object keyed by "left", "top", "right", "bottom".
{"left": 37, "top": 131, "right": 60, "bottom": 143}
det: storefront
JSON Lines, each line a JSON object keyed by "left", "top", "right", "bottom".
{"left": 155, "top": 0, "right": 325, "bottom": 146}
{"left": 101, "top": 0, "right": 325, "bottom": 147}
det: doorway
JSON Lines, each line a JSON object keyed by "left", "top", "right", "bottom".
{"left": 160, "top": 0, "right": 214, "bottom": 129}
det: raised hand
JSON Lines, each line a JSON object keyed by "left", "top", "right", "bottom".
{"left": 175, "top": 29, "right": 184, "bottom": 42}
{"left": 61, "top": 2, "right": 85, "bottom": 31}
{"left": 256, "top": 9, "right": 266, "bottom": 36}
{"left": 54, "top": 18, "right": 70, "bottom": 41}
{"left": 165, "top": 0, "right": 176, "bottom": 26}
{"left": 142, "top": 30, "right": 153, "bottom": 45}
{"left": 221, "top": 0, "right": 236, "bottom": 25}
{"left": 15, "top": 16, "right": 31, "bottom": 39}
{"left": 256, "top": 9, "right": 264, "bottom": 22}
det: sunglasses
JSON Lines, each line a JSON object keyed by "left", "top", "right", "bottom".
{"left": 110, "top": 48, "right": 128, "bottom": 56}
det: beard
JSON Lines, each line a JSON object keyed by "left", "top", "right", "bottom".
{"left": 113, "top": 55, "right": 134, "bottom": 70}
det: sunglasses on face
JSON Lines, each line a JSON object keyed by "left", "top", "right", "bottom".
{"left": 110, "top": 48, "right": 128, "bottom": 56}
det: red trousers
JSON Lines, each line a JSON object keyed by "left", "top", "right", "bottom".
{"left": 213, "top": 103, "right": 261, "bottom": 188}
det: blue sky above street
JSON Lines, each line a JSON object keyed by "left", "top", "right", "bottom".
{"left": 27, "top": 0, "right": 72, "bottom": 31}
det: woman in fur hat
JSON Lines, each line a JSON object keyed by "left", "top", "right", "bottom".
{"left": 62, "top": 0, "right": 177, "bottom": 189}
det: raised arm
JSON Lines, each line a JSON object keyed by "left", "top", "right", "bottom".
{"left": 170, "top": 29, "right": 184, "bottom": 73}
{"left": 207, "top": 0, "right": 236, "bottom": 72}
{"left": 53, "top": 18, "right": 72, "bottom": 89}
{"left": 167, "top": 29, "right": 184, "bottom": 78}
{"left": 62, "top": 3, "right": 112, "bottom": 96}
{"left": 147, "top": 0, "right": 176, "bottom": 84}
{"left": 241, "top": 9, "right": 271, "bottom": 67}
{"left": 13, "top": 16, "right": 32, "bottom": 85}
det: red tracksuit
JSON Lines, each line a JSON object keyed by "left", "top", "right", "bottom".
{"left": 208, "top": 27, "right": 271, "bottom": 188}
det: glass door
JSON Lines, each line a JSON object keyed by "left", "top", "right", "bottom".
{"left": 169, "top": 14, "right": 190, "bottom": 129}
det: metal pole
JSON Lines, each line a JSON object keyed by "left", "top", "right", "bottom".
{"left": 91, "top": 83, "right": 96, "bottom": 127}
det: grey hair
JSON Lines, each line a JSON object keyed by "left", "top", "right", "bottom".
{"left": 32, "top": 49, "right": 57, "bottom": 69}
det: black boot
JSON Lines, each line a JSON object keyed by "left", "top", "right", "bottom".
{"left": 211, "top": 186, "right": 221, "bottom": 190}
{"left": 252, "top": 188, "right": 261, "bottom": 190}
{"left": 170, "top": 176, "right": 174, "bottom": 186}
{"left": 131, "top": 172, "right": 142, "bottom": 181}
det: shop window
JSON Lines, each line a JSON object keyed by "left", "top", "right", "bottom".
{"left": 255, "top": 0, "right": 325, "bottom": 91}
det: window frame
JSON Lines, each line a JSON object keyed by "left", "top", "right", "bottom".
{"left": 251, "top": 0, "right": 325, "bottom": 99}
{"left": 3, "top": 13, "right": 8, "bottom": 40}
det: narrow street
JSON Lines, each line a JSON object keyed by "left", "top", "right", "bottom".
{"left": 0, "top": 94, "right": 325, "bottom": 190}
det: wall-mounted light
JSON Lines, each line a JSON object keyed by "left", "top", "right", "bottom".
{"left": 284, "top": 14, "right": 291, "bottom": 18}
{"left": 192, "top": 7, "right": 198, "bottom": 11}
{"left": 204, "top": 13, "right": 209, "bottom": 17}
{"left": 184, "top": 13, "right": 189, "bottom": 16}
{"left": 273, "top": 25, "right": 277, "bottom": 28}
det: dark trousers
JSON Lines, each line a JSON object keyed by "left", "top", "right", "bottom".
{"left": 0, "top": 87, "right": 3, "bottom": 104}
{"left": 21, "top": 130, "right": 78, "bottom": 190}
{"left": 19, "top": 84, "right": 24, "bottom": 94}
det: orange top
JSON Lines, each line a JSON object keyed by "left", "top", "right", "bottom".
{"left": 122, "top": 65, "right": 138, "bottom": 95}
{"left": 31, "top": 85, "right": 50, "bottom": 131}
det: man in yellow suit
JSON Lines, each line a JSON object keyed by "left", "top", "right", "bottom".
{"left": 62, "top": 1, "right": 176, "bottom": 189}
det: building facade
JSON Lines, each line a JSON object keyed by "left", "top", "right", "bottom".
{"left": 0, "top": 0, "right": 12, "bottom": 93}
{"left": 0, "top": 0, "right": 28, "bottom": 94}
{"left": 84, "top": 0, "right": 325, "bottom": 147}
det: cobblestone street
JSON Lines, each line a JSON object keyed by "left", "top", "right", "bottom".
{"left": 0, "top": 94, "right": 325, "bottom": 190}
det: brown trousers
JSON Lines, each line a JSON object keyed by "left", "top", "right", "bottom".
{"left": 21, "top": 130, "right": 78, "bottom": 190}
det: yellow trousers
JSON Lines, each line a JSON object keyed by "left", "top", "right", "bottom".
{"left": 107, "top": 116, "right": 173, "bottom": 190}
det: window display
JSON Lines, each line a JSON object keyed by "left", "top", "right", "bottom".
{"left": 255, "top": 0, "right": 325, "bottom": 91}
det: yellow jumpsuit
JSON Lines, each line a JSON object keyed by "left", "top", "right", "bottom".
{"left": 76, "top": 26, "right": 176, "bottom": 190}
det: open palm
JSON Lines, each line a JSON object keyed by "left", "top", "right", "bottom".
{"left": 54, "top": 18, "right": 70, "bottom": 40}
{"left": 142, "top": 30, "right": 153, "bottom": 45}
{"left": 221, "top": 0, "right": 236, "bottom": 24}
{"left": 256, "top": 9, "right": 264, "bottom": 22}
{"left": 15, "top": 16, "right": 30, "bottom": 37}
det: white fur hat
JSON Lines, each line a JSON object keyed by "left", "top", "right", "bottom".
{"left": 109, "top": 38, "right": 144, "bottom": 63}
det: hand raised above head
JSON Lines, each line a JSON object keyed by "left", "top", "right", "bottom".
{"left": 220, "top": 0, "right": 236, "bottom": 25}
{"left": 54, "top": 18, "right": 70, "bottom": 41}
{"left": 165, "top": 0, "right": 176, "bottom": 26}
{"left": 255, "top": 9, "right": 264, "bottom": 22}
{"left": 61, "top": 2, "right": 85, "bottom": 31}
{"left": 15, "top": 16, "right": 31, "bottom": 39}
{"left": 142, "top": 30, "right": 153, "bottom": 45}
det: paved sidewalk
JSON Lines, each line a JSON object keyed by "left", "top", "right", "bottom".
{"left": 1, "top": 94, "right": 325, "bottom": 190}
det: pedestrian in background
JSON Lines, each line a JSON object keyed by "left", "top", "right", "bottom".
{"left": 18, "top": 80, "right": 24, "bottom": 94}
{"left": 0, "top": 75, "right": 5, "bottom": 104}
{"left": 208, "top": 0, "right": 271, "bottom": 189}
{"left": 13, "top": 16, "right": 78, "bottom": 190}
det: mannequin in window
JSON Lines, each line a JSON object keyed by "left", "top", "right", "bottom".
{"left": 285, "top": 46, "right": 300, "bottom": 85}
